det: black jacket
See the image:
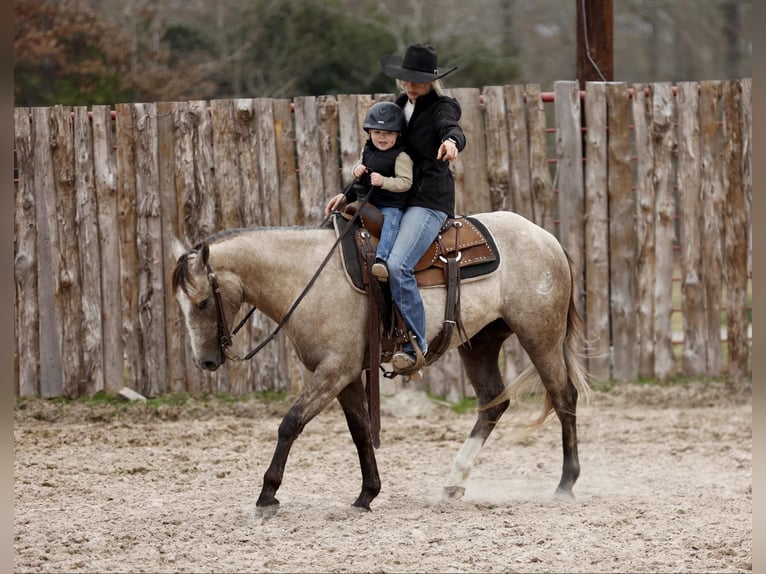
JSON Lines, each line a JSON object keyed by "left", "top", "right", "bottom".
{"left": 395, "top": 89, "right": 466, "bottom": 217}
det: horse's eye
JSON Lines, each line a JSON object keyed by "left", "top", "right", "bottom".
{"left": 196, "top": 298, "right": 209, "bottom": 311}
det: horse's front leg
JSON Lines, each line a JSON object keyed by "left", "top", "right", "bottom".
{"left": 255, "top": 368, "right": 348, "bottom": 518}
{"left": 255, "top": 401, "right": 304, "bottom": 517}
{"left": 336, "top": 376, "right": 381, "bottom": 511}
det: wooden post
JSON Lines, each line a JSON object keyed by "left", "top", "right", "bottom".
{"left": 576, "top": 0, "right": 614, "bottom": 88}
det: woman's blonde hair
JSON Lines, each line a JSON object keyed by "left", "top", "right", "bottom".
{"left": 395, "top": 78, "right": 445, "bottom": 96}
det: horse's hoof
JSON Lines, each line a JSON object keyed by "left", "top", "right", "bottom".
{"left": 255, "top": 503, "right": 280, "bottom": 519}
{"left": 350, "top": 503, "right": 371, "bottom": 514}
{"left": 554, "top": 487, "right": 576, "bottom": 501}
{"left": 443, "top": 486, "right": 465, "bottom": 500}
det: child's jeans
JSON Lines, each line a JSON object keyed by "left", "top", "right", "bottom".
{"left": 375, "top": 206, "right": 404, "bottom": 262}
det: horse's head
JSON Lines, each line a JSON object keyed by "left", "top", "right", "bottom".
{"left": 171, "top": 238, "right": 244, "bottom": 371}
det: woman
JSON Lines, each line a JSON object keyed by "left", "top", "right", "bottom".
{"left": 324, "top": 43, "right": 465, "bottom": 375}
{"left": 380, "top": 43, "right": 466, "bottom": 374}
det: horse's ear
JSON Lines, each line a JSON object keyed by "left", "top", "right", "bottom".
{"left": 170, "top": 237, "right": 188, "bottom": 261}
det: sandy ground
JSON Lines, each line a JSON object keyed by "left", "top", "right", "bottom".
{"left": 14, "top": 380, "right": 751, "bottom": 573}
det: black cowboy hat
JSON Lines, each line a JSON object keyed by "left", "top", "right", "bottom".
{"left": 380, "top": 43, "right": 458, "bottom": 83}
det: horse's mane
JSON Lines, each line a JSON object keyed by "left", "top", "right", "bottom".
{"left": 203, "top": 224, "right": 325, "bottom": 245}
{"left": 172, "top": 223, "right": 332, "bottom": 295}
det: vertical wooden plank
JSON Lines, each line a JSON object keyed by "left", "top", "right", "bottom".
{"left": 172, "top": 101, "right": 202, "bottom": 394}
{"left": 258, "top": 99, "right": 283, "bottom": 225}
{"left": 235, "top": 99, "right": 261, "bottom": 228}
{"left": 722, "top": 80, "right": 749, "bottom": 380}
{"left": 32, "top": 108, "right": 63, "bottom": 397}
{"left": 741, "top": 77, "right": 752, "bottom": 377}
{"left": 174, "top": 102, "right": 199, "bottom": 246}
{"left": 675, "top": 83, "right": 706, "bottom": 376}
{"left": 651, "top": 83, "right": 677, "bottom": 381}
{"left": 525, "top": 84, "right": 556, "bottom": 233}
{"left": 13, "top": 108, "right": 40, "bottom": 397}
{"left": 273, "top": 98, "right": 301, "bottom": 227}
{"left": 92, "top": 106, "right": 123, "bottom": 394}
{"left": 212, "top": 99, "right": 245, "bottom": 395}
{"left": 554, "top": 81, "right": 585, "bottom": 316}
{"left": 191, "top": 100, "right": 218, "bottom": 242}
{"left": 338, "top": 94, "right": 372, "bottom": 186}
{"left": 115, "top": 103, "right": 142, "bottom": 392}
{"left": 478, "top": 86, "right": 526, "bottom": 386}
{"left": 212, "top": 99, "right": 243, "bottom": 229}
{"left": 73, "top": 107, "right": 104, "bottom": 396}
{"left": 133, "top": 103, "right": 167, "bottom": 397}
{"left": 449, "top": 87, "right": 489, "bottom": 216}
{"left": 583, "top": 82, "right": 610, "bottom": 381}
{"left": 699, "top": 81, "right": 724, "bottom": 376}
{"left": 247, "top": 98, "right": 293, "bottom": 394}
{"left": 276, "top": 97, "right": 309, "bottom": 392}
{"left": 632, "top": 83, "right": 657, "bottom": 378}
{"left": 481, "top": 86, "right": 511, "bottom": 212}
{"left": 741, "top": 78, "right": 751, "bottom": 284}
{"left": 317, "top": 95, "right": 341, "bottom": 214}
{"left": 193, "top": 100, "right": 219, "bottom": 394}
{"left": 50, "top": 105, "right": 84, "bottom": 397}
{"left": 607, "top": 83, "right": 638, "bottom": 382}
{"left": 157, "top": 101, "right": 186, "bottom": 395}
{"left": 506, "top": 84, "right": 533, "bottom": 220}
{"left": 294, "top": 96, "right": 325, "bottom": 223}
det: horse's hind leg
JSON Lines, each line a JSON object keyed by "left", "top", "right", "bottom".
{"left": 336, "top": 376, "right": 381, "bottom": 511}
{"left": 525, "top": 344, "right": 580, "bottom": 499}
{"left": 443, "top": 319, "right": 512, "bottom": 500}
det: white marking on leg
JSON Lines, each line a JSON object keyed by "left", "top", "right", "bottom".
{"left": 444, "top": 436, "right": 484, "bottom": 489}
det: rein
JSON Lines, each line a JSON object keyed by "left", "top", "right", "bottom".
{"left": 205, "top": 192, "right": 368, "bottom": 362}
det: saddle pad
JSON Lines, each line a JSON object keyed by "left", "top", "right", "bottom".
{"left": 335, "top": 214, "right": 501, "bottom": 291}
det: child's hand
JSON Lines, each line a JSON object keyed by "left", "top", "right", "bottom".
{"left": 369, "top": 172, "right": 384, "bottom": 187}
{"left": 353, "top": 164, "right": 367, "bottom": 178}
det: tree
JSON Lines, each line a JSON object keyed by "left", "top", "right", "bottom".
{"left": 14, "top": 0, "right": 133, "bottom": 106}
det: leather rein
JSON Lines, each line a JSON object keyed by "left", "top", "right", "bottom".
{"left": 203, "top": 195, "right": 367, "bottom": 363}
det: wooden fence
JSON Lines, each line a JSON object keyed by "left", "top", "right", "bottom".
{"left": 13, "top": 79, "right": 752, "bottom": 400}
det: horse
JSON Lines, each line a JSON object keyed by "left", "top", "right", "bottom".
{"left": 171, "top": 209, "right": 590, "bottom": 517}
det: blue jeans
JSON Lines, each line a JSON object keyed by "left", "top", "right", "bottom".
{"left": 387, "top": 206, "right": 448, "bottom": 355}
{"left": 375, "top": 206, "right": 403, "bottom": 262}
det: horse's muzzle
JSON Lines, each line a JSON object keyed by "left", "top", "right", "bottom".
{"left": 196, "top": 352, "right": 224, "bottom": 371}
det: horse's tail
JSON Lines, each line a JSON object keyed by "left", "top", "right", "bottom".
{"left": 483, "top": 253, "right": 591, "bottom": 430}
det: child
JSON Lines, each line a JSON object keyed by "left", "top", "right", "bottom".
{"left": 325, "top": 101, "right": 413, "bottom": 281}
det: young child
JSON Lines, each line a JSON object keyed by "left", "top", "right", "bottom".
{"left": 325, "top": 101, "right": 413, "bottom": 281}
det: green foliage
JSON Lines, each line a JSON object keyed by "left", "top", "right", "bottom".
{"left": 238, "top": 0, "right": 398, "bottom": 97}
{"left": 447, "top": 396, "right": 478, "bottom": 414}
{"left": 14, "top": 0, "right": 134, "bottom": 106}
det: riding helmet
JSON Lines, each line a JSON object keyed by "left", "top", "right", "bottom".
{"left": 363, "top": 101, "right": 406, "bottom": 133}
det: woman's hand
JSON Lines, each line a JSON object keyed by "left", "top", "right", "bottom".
{"left": 324, "top": 193, "right": 347, "bottom": 215}
{"left": 437, "top": 139, "right": 458, "bottom": 161}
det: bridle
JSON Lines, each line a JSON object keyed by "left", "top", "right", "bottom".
{"left": 202, "top": 192, "right": 367, "bottom": 363}
{"left": 204, "top": 263, "right": 236, "bottom": 355}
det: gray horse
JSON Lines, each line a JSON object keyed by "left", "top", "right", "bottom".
{"left": 171, "top": 210, "right": 590, "bottom": 516}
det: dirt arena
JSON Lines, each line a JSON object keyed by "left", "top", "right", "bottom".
{"left": 14, "top": 380, "right": 751, "bottom": 573}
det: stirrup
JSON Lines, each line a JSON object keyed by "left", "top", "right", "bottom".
{"left": 392, "top": 334, "right": 425, "bottom": 376}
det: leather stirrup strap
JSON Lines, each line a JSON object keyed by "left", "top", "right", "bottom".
{"left": 363, "top": 243, "right": 381, "bottom": 448}
{"left": 425, "top": 222, "right": 465, "bottom": 363}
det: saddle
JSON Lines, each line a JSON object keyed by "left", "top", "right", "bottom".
{"left": 337, "top": 201, "right": 500, "bottom": 290}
